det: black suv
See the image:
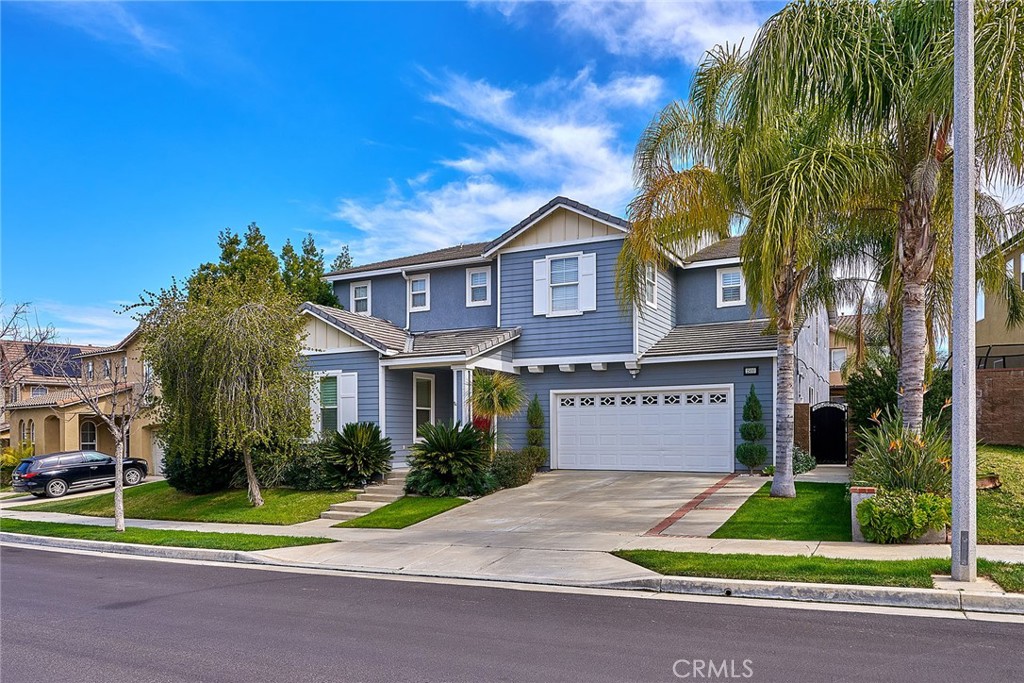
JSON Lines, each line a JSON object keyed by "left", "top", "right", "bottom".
{"left": 11, "top": 451, "right": 149, "bottom": 498}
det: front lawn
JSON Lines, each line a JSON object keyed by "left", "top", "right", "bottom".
{"left": 710, "top": 482, "right": 852, "bottom": 542}
{"left": 336, "top": 496, "right": 467, "bottom": 529}
{"left": 0, "top": 518, "right": 332, "bottom": 551}
{"left": 615, "top": 549, "right": 1023, "bottom": 593}
{"left": 12, "top": 481, "right": 355, "bottom": 525}
{"left": 977, "top": 445, "right": 1024, "bottom": 545}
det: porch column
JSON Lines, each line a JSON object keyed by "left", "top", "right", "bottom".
{"left": 453, "top": 367, "right": 473, "bottom": 424}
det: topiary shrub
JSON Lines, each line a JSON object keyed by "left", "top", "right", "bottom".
{"left": 405, "top": 421, "right": 495, "bottom": 497}
{"left": 320, "top": 422, "right": 393, "bottom": 488}
{"left": 735, "top": 385, "right": 768, "bottom": 474}
{"left": 491, "top": 449, "right": 534, "bottom": 489}
{"left": 792, "top": 446, "right": 817, "bottom": 475}
{"left": 856, "top": 489, "right": 951, "bottom": 543}
{"left": 524, "top": 394, "right": 548, "bottom": 469}
{"left": 853, "top": 410, "right": 951, "bottom": 494}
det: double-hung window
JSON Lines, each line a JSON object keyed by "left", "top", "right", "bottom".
{"left": 549, "top": 256, "right": 580, "bottom": 314}
{"left": 466, "top": 267, "right": 491, "bottom": 307}
{"left": 85, "top": 361, "right": 94, "bottom": 381}
{"left": 319, "top": 375, "right": 340, "bottom": 434}
{"left": 351, "top": 281, "right": 371, "bottom": 315}
{"left": 103, "top": 359, "right": 112, "bottom": 379}
{"left": 409, "top": 275, "right": 430, "bottom": 311}
{"left": 30, "top": 386, "right": 47, "bottom": 397}
{"left": 313, "top": 372, "right": 358, "bottom": 436}
{"left": 643, "top": 264, "right": 658, "bottom": 307}
{"left": 717, "top": 267, "right": 745, "bottom": 307}
{"left": 413, "top": 373, "right": 434, "bottom": 441}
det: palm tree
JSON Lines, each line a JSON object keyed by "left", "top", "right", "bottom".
{"left": 618, "top": 46, "right": 874, "bottom": 497}
{"left": 470, "top": 371, "right": 525, "bottom": 459}
{"left": 738, "top": 0, "right": 1024, "bottom": 431}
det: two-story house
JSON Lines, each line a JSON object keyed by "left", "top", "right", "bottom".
{"left": 301, "top": 197, "right": 829, "bottom": 473}
{"left": 4, "top": 328, "right": 162, "bottom": 472}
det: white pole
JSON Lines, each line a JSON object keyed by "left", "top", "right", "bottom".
{"left": 951, "top": 0, "right": 977, "bottom": 582}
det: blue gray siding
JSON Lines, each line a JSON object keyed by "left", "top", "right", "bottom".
{"left": 334, "top": 274, "right": 407, "bottom": 329}
{"left": 794, "top": 306, "right": 830, "bottom": 405}
{"left": 676, "top": 266, "right": 762, "bottom": 325}
{"left": 408, "top": 264, "right": 497, "bottom": 332}
{"left": 499, "top": 239, "right": 633, "bottom": 358}
{"left": 303, "top": 350, "right": 381, "bottom": 425}
{"left": 504, "top": 359, "right": 774, "bottom": 470}
{"left": 384, "top": 367, "right": 455, "bottom": 461}
{"left": 637, "top": 266, "right": 676, "bottom": 353}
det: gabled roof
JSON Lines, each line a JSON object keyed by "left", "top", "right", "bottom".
{"left": 300, "top": 303, "right": 408, "bottom": 354}
{"left": 642, "top": 319, "right": 775, "bottom": 359}
{"left": 76, "top": 327, "right": 141, "bottom": 358}
{"left": 482, "top": 196, "right": 629, "bottom": 257}
{"left": 397, "top": 327, "right": 521, "bottom": 359}
{"left": 682, "top": 237, "right": 742, "bottom": 265}
{"left": 324, "top": 241, "right": 491, "bottom": 278}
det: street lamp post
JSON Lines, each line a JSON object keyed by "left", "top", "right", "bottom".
{"left": 951, "top": 0, "right": 977, "bottom": 582}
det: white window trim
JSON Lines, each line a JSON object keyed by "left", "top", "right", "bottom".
{"left": 466, "top": 266, "right": 491, "bottom": 307}
{"left": 412, "top": 372, "right": 435, "bottom": 442}
{"left": 85, "top": 361, "right": 95, "bottom": 381}
{"left": 350, "top": 281, "right": 371, "bottom": 316}
{"left": 30, "top": 385, "right": 47, "bottom": 397}
{"left": 830, "top": 348, "right": 847, "bottom": 373}
{"left": 644, "top": 263, "right": 658, "bottom": 308}
{"left": 976, "top": 283, "right": 986, "bottom": 322}
{"left": 80, "top": 420, "right": 98, "bottom": 451}
{"left": 716, "top": 267, "right": 746, "bottom": 308}
{"left": 546, "top": 251, "right": 583, "bottom": 317}
{"left": 409, "top": 274, "right": 431, "bottom": 312}
{"left": 103, "top": 358, "right": 112, "bottom": 379}
{"left": 312, "top": 370, "right": 358, "bottom": 436}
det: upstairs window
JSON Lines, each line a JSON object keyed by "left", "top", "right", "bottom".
{"left": 85, "top": 361, "right": 95, "bottom": 381}
{"left": 122, "top": 356, "right": 129, "bottom": 379}
{"left": 466, "top": 267, "right": 491, "bottom": 307}
{"left": 643, "top": 264, "right": 658, "bottom": 308}
{"left": 30, "top": 386, "right": 47, "bottom": 397}
{"left": 977, "top": 283, "right": 986, "bottom": 322}
{"left": 351, "top": 281, "right": 371, "bottom": 315}
{"left": 550, "top": 256, "right": 580, "bottom": 313}
{"left": 717, "top": 267, "right": 746, "bottom": 308}
{"left": 103, "top": 359, "right": 112, "bottom": 379}
{"left": 830, "top": 348, "right": 847, "bottom": 372}
{"left": 409, "top": 274, "right": 430, "bottom": 312}
{"left": 532, "top": 252, "right": 597, "bottom": 317}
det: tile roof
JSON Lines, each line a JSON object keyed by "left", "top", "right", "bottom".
{"left": 75, "top": 327, "right": 140, "bottom": 358}
{"left": 683, "top": 236, "right": 742, "bottom": 264}
{"left": 831, "top": 313, "right": 884, "bottom": 343}
{"left": 301, "top": 303, "right": 409, "bottom": 354}
{"left": 6, "top": 385, "right": 121, "bottom": 410}
{"left": 0, "top": 340, "right": 99, "bottom": 385}
{"left": 642, "top": 319, "right": 775, "bottom": 359}
{"left": 398, "top": 327, "right": 521, "bottom": 359}
{"left": 325, "top": 242, "right": 491, "bottom": 277}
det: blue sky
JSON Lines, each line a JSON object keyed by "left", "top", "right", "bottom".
{"left": 2, "top": 1, "right": 781, "bottom": 344}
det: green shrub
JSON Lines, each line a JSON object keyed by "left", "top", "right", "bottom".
{"left": 1, "top": 441, "right": 33, "bottom": 486}
{"left": 163, "top": 426, "right": 240, "bottom": 494}
{"left": 761, "top": 465, "right": 775, "bottom": 476}
{"left": 321, "top": 422, "right": 393, "bottom": 488}
{"left": 281, "top": 444, "right": 342, "bottom": 491}
{"left": 522, "top": 445, "right": 549, "bottom": 469}
{"left": 491, "top": 449, "right": 535, "bottom": 489}
{"left": 793, "top": 447, "right": 816, "bottom": 475}
{"left": 406, "top": 422, "right": 495, "bottom": 497}
{"left": 857, "top": 489, "right": 951, "bottom": 543}
{"left": 853, "top": 411, "right": 951, "bottom": 494}
{"left": 735, "top": 385, "right": 768, "bottom": 474}
{"left": 846, "top": 354, "right": 952, "bottom": 435}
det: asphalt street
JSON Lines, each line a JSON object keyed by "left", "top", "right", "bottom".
{"left": 1, "top": 546, "right": 1021, "bottom": 683}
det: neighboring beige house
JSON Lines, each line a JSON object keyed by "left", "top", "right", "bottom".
{"left": 4, "top": 329, "right": 162, "bottom": 473}
{"left": 977, "top": 233, "right": 1024, "bottom": 369}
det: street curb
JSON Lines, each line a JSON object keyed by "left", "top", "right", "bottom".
{"left": 595, "top": 576, "right": 1024, "bottom": 615}
{"left": 0, "top": 532, "right": 274, "bottom": 566}
{"left": 3, "top": 532, "right": 1022, "bottom": 615}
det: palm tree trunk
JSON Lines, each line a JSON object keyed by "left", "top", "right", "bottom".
{"left": 243, "top": 451, "right": 264, "bottom": 507}
{"left": 113, "top": 437, "right": 126, "bottom": 532}
{"left": 770, "top": 326, "right": 796, "bottom": 498}
{"left": 900, "top": 279, "right": 928, "bottom": 432}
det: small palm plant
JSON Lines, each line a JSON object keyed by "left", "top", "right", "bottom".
{"left": 406, "top": 421, "right": 493, "bottom": 497}
{"left": 470, "top": 371, "right": 525, "bottom": 459}
{"left": 321, "top": 422, "right": 393, "bottom": 488}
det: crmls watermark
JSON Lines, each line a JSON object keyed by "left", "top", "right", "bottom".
{"left": 672, "top": 659, "right": 754, "bottom": 679}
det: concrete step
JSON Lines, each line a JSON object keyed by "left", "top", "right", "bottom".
{"left": 362, "top": 484, "right": 405, "bottom": 495}
{"left": 357, "top": 492, "right": 403, "bottom": 503}
{"left": 330, "top": 500, "right": 387, "bottom": 514}
{"left": 320, "top": 510, "right": 364, "bottom": 521}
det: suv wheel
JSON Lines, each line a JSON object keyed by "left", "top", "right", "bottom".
{"left": 45, "top": 479, "right": 69, "bottom": 498}
{"left": 123, "top": 468, "right": 144, "bottom": 486}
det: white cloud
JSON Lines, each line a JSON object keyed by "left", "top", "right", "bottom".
{"left": 21, "top": 1, "right": 174, "bottom": 55}
{"left": 332, "top": 69, "right": 660, "bottom": 263}
{"left": 488, "top": 0, "right": 767, "bottom": 65}
{"left": 30, "top": 301, "right": 138, "bottom": 347}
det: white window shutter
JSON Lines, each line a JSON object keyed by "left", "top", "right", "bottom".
{"left": 533, "top": 259, "right": 549, "bottom": 316}
{"left": 339, "top": 373, "right": 358, "bottom": 426}
{"left": 310, "top": 374, "right": 322, "bottom": 437}
{"left": 579, "top": 253, "right": 597, "bottom": 312}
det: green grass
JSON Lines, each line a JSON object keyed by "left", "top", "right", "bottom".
{"left": 12, "top": 480, "right": 355, "bottom": 525}
{"left": 0, "top": 518, "right": 332, "bottom": 551}
{"left": 614, "top": 549, "right": 1023, "bottom": 593}
{"left": 336, "top": 496, "right": 468, "bottom": 529}
{"left": 977, "top": 445, "right": 1024, "bottom": 545}
{"left": 710, "top": 482, "right": 852, "bottom": 541}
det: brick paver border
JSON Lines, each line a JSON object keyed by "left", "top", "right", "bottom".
{"left": 643, "top": 473, "right": 739, "bottom": 537}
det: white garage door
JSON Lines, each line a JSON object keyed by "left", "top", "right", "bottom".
{"left": 554, "top": 387, "right": 734, "bottom": 472}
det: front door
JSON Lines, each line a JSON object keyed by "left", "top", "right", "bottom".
{"left": 810, "top": 402, "right": 847, "bottom": 464}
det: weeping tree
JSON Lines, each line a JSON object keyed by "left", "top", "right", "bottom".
{"left": 141, "top": 276, "right": 311, "bottom": 506}
{"left": 618, "top": 46, "right": 869, "bottom": 497}
{"left": 738, "top": 0, "right": 1024, "bottom": 431}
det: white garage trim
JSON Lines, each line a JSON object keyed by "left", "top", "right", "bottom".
{"left": 550, "top": 384, "right": 735, "bottom": 473}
